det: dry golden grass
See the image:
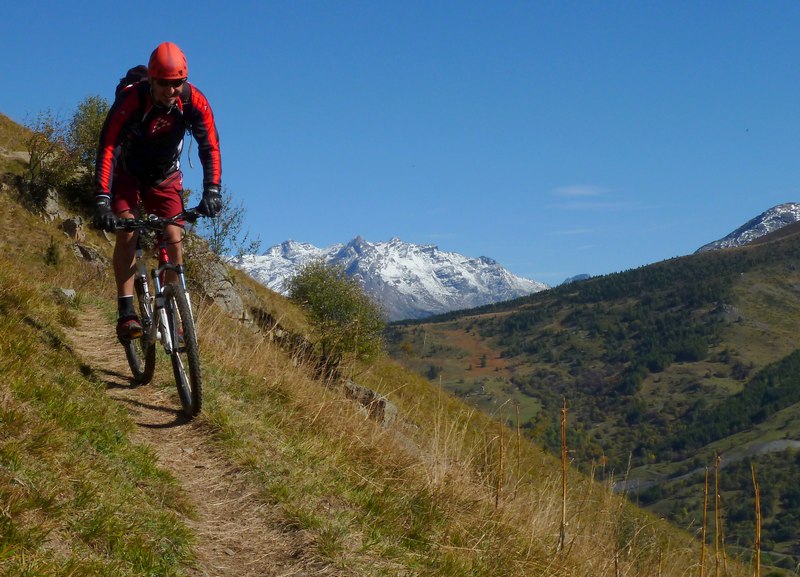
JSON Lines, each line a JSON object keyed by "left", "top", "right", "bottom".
{"left": 190, "top": 293, "right": 753, "bottom": 576}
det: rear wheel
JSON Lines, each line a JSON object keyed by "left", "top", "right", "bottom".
{"left": 122, "top": 276, "right": 156, "bottom": 385}
{"left": 163, "top": 283, "right": 203, "bottom": 417}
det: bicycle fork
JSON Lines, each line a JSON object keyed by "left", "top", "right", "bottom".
{"left": 134, "top": 246, "right": 154, "bottom": 335}
{"left": 152, "top": 246, "right": 193, "bottom": 354}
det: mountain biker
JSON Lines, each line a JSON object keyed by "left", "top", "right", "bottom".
{"left": 93, "top": 41, "right": 222, "bottom": 341}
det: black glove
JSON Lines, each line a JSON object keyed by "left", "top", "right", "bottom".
{"left": 93, "top": 194, "right": 116, "bottom": 231}
{"left": 198, "top": 186, "right": 222, "bottom": 218}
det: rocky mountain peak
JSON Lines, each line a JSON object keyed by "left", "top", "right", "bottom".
{"left": 231, "top": 237, "right": 548, "bottom": 321}
{"left": 696, "top": 202, "right": 800, "bottom": 252}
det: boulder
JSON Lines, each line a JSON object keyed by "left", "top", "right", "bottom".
{"left": 197, "top": 258, "right": 248, "bottom": 322}
{"left": 60, "top": 216, "right": 86, "bottom": 241}
{"left": 344, "top": 380, "right": 398, "bottom": 428}
{"left": 42, "top": 188, "right": 67, "bottom": 222}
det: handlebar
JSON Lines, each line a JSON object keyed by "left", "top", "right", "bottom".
{"left": 114, "top": 207, "right": 204, "bottom": 232}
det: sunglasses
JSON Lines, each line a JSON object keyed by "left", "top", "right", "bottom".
{"left": 154, "top": 78, "right": 186, "bottom": 88}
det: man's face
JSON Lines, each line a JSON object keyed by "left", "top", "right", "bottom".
{"left": 150, "top": 77, "right": 186, "bottom": 107}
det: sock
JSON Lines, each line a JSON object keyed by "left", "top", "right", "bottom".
{"left": 118, "top": 295, "right": 135, "bottom": 318}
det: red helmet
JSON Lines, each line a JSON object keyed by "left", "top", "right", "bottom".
{"left": 148, "top": 42, "right": 188, "bottom": 80}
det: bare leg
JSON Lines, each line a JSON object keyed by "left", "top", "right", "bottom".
{"left": 163, "top": 223, "right": 184, "bottom": 285}
{"left": 113, "top": 209, "right": 137, "bottom": 297}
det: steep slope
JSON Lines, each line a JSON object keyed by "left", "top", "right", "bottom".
{"left": 387, "top": 230, "right": 800, "bottom": 568}
{"left": 0, "top": 172, "right": 745, "bottom": 576}
{"left": 232, "top": 236, "right": 548, "bottom": 321}
{"left": 0, "top": 109, "right": 755, "bottom": 576}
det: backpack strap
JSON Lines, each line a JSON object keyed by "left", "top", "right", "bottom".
{"left": 179, "top": 83, "right": 193, "bottom": 123}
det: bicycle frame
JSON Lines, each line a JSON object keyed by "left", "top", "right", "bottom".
{"left": 135, "top": 237, "right": 193, "bottom": 355}
{"left": 119, "top": 207, "right": 205, "bottom": 416}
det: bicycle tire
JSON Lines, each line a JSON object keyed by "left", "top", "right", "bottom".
{"left": 163, "top": 282, "right": 203, "bottom": 417}
{"left": 122, "top": 276, "right": 156, "bottom": 385}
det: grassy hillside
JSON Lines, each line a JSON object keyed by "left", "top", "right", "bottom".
{"left": 0, "top": 112, "right": 30, "bottom": 175}
{"left": 386, "top": 223, "right": 800, "bottom": 571}
{"left": 0, "top": 112, "right": 756, "bottom": 575}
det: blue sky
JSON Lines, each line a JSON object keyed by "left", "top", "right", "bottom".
{"left": 4, "top": 1, "right": 800, "bottom": 285}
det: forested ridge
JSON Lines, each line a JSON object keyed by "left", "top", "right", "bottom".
{"left": 387, "top": 227, "right": 800, "bottom": 567}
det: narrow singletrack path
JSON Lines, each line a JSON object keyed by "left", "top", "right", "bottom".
{"left": 70, "top": 305, "right": 323, "bottom": 577}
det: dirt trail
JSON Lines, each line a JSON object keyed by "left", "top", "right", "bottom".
{"left": 69, "top": 306, "right": 320, "bottom": 577}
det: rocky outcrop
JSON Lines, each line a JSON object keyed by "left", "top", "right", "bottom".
{"left": 60, "top": 217, "right": 86, "bottom": 241}
{"left": 195, "top": 258, "right": 248, "bottom": 323}
{"left": 343, "top": 380, "right": 398, "bottom": 427}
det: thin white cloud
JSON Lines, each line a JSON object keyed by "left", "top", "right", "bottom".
{"left": 549, "top": 185, "right": 646, "bottom": 211}
{"left": 553, "top": 184, "right": 608, "bottom": 197}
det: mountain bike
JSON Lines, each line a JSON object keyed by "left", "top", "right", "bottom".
{"left": 116, "top": 208, "right": 204, "bottom": 418}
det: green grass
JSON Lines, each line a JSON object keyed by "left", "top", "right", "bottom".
{"left": 0, "top": 257, "right": 194, "bottom": 576}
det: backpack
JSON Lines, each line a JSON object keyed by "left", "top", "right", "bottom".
{"left": 115, "top": 65, "right": 149, "bottom": 98}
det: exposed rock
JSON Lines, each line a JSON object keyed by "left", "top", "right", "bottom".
{"left": 249, "top": 307, "right": 400, "bottom": 427}
{"left": 42, "top": 188, "right": 67, "bottom": 222}
{"left": 60, "top": 216, "right": 86, "bottom": 241}
{"left": 54, "top": 288, "right": 77, "bottom": 303}
{"left": 697, "top": 202, "right": 800, "bottom": 252}
{"left": 233, "top": 237, "right": 549, "bottom": 321}
{"left": 714, "top": 303, "right": 743, "bottom": 323}
{"left": 0, "top": 149, "right": 30, "bottom": 164}
{"left": 195, "top": 258, "right": 248, "bottom": 322}
{"left": 71, "top": 243, "right": 109, "bottom": 267}
{"left": 344, "top": 380, "right": 398, "bottom": 428}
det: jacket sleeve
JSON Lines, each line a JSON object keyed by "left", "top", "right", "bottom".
{"left": 186, "top": 85, "right": 222, "bottom": 190}
{"left": 94, "top": 86, "right": 143, "bottom": 195}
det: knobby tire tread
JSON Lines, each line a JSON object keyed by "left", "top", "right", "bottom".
{"left": 123, "top": 277, "right": 156, "bottom": 385}
{"left": 163, "top": 283, "right": 203, "bottom": 417}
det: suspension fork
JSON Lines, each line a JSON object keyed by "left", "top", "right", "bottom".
{"left": 152, "top": 244, "right": 194, "bottom": 353}
{"left": 134, "top": 241, "right": 153, "bottom": 334}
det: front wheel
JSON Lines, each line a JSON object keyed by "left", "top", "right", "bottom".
{"left": 122, "top": 277, "right": 156, "bottom": 385}
{"left": 163, "top": 283, "right": 203, "bottom": 417}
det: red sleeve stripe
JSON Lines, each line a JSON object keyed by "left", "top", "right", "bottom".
{"left": 188, "top": 85, "right": 222, "bottom": 188}
{"left": 94, "top": 87, "right": 143, "bottom": 194}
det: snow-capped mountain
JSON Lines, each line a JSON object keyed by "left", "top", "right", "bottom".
{"left": 231, "top": 237, "right": 549, "bottom": 321}
{"left": 696, "top": 202, "right": 800, "bottom": 252}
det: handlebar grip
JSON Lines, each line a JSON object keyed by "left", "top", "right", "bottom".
{"left": 182, "top": 208, "right": 202, "bottom": 224}
{"left": 114, "top": 217, "right": 137, "bottom": 230}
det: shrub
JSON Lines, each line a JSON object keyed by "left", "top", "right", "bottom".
{"left": 65, "top": 95, "right": 109, "bottom": 209}
{"left": 24, "top": 95, "right": 109, "bottom": 211}
{"left": 287, "top": 259, "right": 385, "bottom": 375}
{"left": 24, "top": 109, "right": 73, "bottom": 206}
{"left": 191, "top": 186, "right": 261, "bottom": 257}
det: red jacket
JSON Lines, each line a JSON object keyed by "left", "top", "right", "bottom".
{"left": 95, "top": 81, "right": 221, "bottom": 195}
